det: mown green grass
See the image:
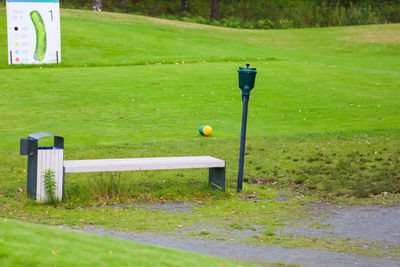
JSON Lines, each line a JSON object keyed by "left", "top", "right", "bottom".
{"left": 0, "top": 9, "right": 399, "bottom": 149}
{"left": 0, "top": 60, "right": 398, "bottom": 148}
{"left": 0, "top": 7, "right": 399, "bottom": 260}
{"left": 1, "top": 8, "right": 400, "bottom": 71}
{"left": 0, "top": 218, "right": 254, "bottom": 267}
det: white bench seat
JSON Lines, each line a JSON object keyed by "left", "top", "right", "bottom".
{"left": 64, "top": 156, "right": 225, "bottom": 173}
{"left": 63, "top": 156, "right": 226, "bottom": 191}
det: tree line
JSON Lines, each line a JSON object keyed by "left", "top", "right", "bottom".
{"left": 59, "top": 0, "right": 400, "bottom": 29}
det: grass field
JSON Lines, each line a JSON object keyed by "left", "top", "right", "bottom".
{"left": 0, "top": 9, "right": 399, "bottom": 148}
{"left": 0, "top": 218, "right": 254, "bottom": 267}
{"left": 0, "top": 7, "right": 400, "bottom": 263}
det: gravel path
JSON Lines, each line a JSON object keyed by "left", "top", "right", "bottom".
{"left": 70, "top": 204, "right": 400, "bottom": 267}
{"left": 282, "top": 204, "right": 400, "bottom": 245}
{"left": 77, "top": 227, "right": 399, "bottom": 267}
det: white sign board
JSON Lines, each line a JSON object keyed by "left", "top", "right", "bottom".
{"left": 6, "top": 0, "right": 61, "bottom": 64}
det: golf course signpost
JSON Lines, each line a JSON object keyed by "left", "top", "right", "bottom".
{"left": 6, "top": 0, "right": 61, "bottom": 64}
{"left": 237, "top": 63, "right": 257, "bottom": 192}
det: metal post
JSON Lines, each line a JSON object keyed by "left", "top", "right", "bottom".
{"left": 237, "top": 94, "right": 249, "bottom": 192}
{"left": 236, "top": 63, "right": 257, "bottom": 192}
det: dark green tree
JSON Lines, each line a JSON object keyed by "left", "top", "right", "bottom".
{"left": 181, "top": 0, "right": 190, "bottom": 12}
{"left": 211, "top": 0, "right": 219, "bottom": 20}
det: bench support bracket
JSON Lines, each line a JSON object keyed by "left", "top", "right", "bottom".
{"left": 209, "top": 167, "right": 225, "bottom": 192}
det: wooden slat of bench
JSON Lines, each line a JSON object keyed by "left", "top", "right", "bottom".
{"left": 64, "top": 156, "right": 225, "bottom": 173}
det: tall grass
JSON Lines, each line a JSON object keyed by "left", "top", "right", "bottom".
{"left": 3, "top": 135, "right": 399, "bottom": 206}
{"left": 61, "top": 135, "right": 400, "bottom": 202}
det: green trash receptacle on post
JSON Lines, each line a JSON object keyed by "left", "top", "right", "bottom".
{"left": 238, "top": 63, "right": 257, "bottom": 96}
{"left": 237, "top": 64, "right": 257, "bottom": 192}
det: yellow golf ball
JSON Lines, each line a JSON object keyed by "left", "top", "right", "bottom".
{"left": 199, "top": 125, "right": 212, "bottom": 136}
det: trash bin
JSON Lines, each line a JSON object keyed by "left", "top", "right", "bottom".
{"left": 20, "top": 133, "right": 64, "bottom": 202}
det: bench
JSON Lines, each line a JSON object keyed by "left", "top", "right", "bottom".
{"left": 63, "top": 156, "right": 226, "bottom": 191}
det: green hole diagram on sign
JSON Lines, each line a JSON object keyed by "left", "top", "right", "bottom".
{"left": 30, "top": 11, "right": 47, "bottom": 62}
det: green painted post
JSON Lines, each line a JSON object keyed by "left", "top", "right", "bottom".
{"left": 237, "top": 64, "right": 257, "bottom": 192}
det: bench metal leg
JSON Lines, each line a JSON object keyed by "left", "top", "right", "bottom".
{"left": 209, "top": 167, "right": 225, "bottom": 191}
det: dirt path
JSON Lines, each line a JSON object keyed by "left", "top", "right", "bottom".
{"left": 76, "top": 227, "right": 399, "bottom": 267}
{"left": 70, "top": 204, "right": 400, "bottom": 267}
{"left": 281, "top": 204, "right": 400, "bottom": 245}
